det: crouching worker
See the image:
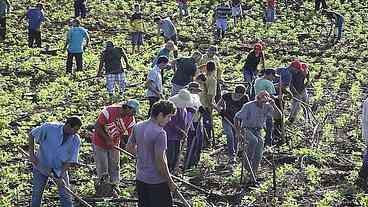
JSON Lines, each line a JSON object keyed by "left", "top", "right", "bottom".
{"left": 92, "top": 100, "right": 139, "bottom": 197}
{"left": 127, "top": 100, "right": 178, "bottom": 207}
{"left": 234, "top": 91, "right": 281, "bottom": 180}
{"left": 29, "top": 116, "right": 82, "bottom": 207}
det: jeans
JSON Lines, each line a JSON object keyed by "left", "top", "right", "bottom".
{"left": 336, "top": 17, "right": 344, "bottom": 40}
{"left": 202, "top": 108, "right": 212, "bottom": 147}
{"left": 185, "top": 121, "right": 203, "bottom": 169}
{"left": 0, "top": 17, "right": 6, "bottom": 40}
{"left": 164, "top": 34, "right": 177, "bottom": 45}
{"left": 66, "top": 52, "right": 83, "bottom": 74}
{"left": 243, "top": 68, "right": 257, "bottom": 83}
{"left": 93, "top": 144, "right": 120, "bottom": 184}
{"left": 136, "top": 180, "right": 173, "bottom": 207}
{"left": 74, "top": 2, "right": 86, "bottom": 18}
{"left": 31, "top": 168, "right": 73, "bottom": 207}
{"left": 28, "top": 29, "right": 41, "bottom": 48}
{"left": 289, "top": 89, "right": 308, "bottom": 121}
{"left": 245, "top": 128, "right": 263, "bottom": 173}
{"left": 266, "top": 8, "right": 276, "bottom": 23}
{"left": 178, "top": 2, "right": 189, "bottom": 16}
{"left": 166, "top": 140, "right": 180, "bottom": 173}
{"left": 223, "top": 119, "right": 237, "bottom": 159}
{"left": 265, "top": 115, "right": 273, "bottom": 146}
{"left": 216, "top": 18, "right": 227, "bottom": 32}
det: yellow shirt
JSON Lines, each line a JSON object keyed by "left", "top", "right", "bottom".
{"left": 130, "top": 19, "right": 145, "bottom": 32}
{"left": 199, "top": 73, "right": 217, "bottom": 108}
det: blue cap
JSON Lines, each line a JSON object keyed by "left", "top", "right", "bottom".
{"left": 126, "top": 99, "right": 140, "bottom": 114}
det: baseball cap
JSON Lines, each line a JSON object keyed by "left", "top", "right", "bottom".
{"left": 126, "top": 99, "right": 140, "bottom": 114}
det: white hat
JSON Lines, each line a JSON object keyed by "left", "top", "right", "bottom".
{"left": 169, "top": 89, "right": 195, "bottom": 109}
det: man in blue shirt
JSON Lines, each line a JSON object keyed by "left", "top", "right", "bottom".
{"left": 154, "top": 16, "right": 177, "bottom": 44}
{"left": 64, "top": 19, "right": 89, "bottom": 74}
{"left": 0, "top": 0, "right": 10, "bottom": 40}
{"left": 28, "top": 116, "right": 82, "bottom": 207}
{"left": 20, "top": 3, "right": 46, "bottom": 48}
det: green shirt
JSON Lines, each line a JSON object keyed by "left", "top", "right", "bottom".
{"left": 254, "top": 77, "right": 276, "bottom": 96}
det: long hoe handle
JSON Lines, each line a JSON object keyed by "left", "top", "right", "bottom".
{"left": 175, "top": 188, "right": 191, "bottom": 207}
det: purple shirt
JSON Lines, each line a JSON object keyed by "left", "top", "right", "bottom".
{"left": 127, "top": 119, "right": 167, "bottom": 184}
{"left": 164, "top": 108, "right": 187, "bottom": 141}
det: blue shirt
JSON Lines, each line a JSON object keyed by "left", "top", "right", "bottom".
{"left": 275, "top": 67, "right": 291, "bottom": 86}
{"left": 67, "top": 26, "right": 89, "bottom": 53}
{"left": 31, "top": 122, "right": 80, "bottom": 177}
{"left": 160, "top": 17, "right": 176, "bottom": 38}
{"left": 26, "top": 8, "right": 45, "bottom": 30}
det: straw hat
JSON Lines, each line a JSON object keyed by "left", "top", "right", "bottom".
{"left": 168, "top": 89, "right": 195, "bottom": 109}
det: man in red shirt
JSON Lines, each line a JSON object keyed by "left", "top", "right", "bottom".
{"left": 92, "top": 99, "right": 139, "bottom": 197}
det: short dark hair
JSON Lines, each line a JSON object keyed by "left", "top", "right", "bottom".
{"left": 157, "top": 56, "right": 169, "bottom": 64}
{"left": 206, "top": 61, "right": 216, "bottom": 73}
{"left": 235, "top": 85, "right": 246, "bottom": 94}
{"left": 151, "top": 100, "right": 176, "bottom": 118}
{"left": 65, "top": 116, "right": 82, "bottom": 128}
{"left": 196, "top": 73, "right": 207, "bottom": 82}
{"left": 154, "top": 16, "right": 161, "bottom": 23}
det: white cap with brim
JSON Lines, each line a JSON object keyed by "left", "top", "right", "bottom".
{"left": 168, "top": 89, "right": 195, "bottom": 109}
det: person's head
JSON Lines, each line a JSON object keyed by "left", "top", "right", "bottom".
{"left": 64, "top": 116, "right": 82, "bottom": 135}
{"left": 186, "top": 81, "right": 202, "bottom": 94}
{"left": 157, "top": 56, "right": 169, "bottom": 69}
{"left": 105, "top": 41, "right": 114, "bottom": 50}
{"left": 71, "top": 18, "right": 80, "bottom": 27}
{"left": 254, "top": 43, "right": 263, "bottom": 55}
{"left": 165, "top": 41, "right": 177, "bottom": 51}
{"left": 195, "top": 73, "right": 207, "bottom": 83}
{"left": 300, "top": 63, "right": 309, "bottom": 75}
{"left": 133, "top": 3, "right": 140, "bottom": 12}
{"left": 154, "top": 16, "right": 162, "bottom": 24}
{"left": 207, "top": 46, "right": 217, "bottom": 57}
{"left": 263, "top": 68, "right": 279, "bottom": 80}
{"left": 233, "top": 85, "right": 246, "bottom": 101}
{"left": 255, "top": 90, "right": 271, "bottom": 104}
{"left": 206, "top": 61, "right": 216, "bottom": 74}
{"left": 36, "top": 3, "right": 44, "bottom": 10}
{"left": 122, "top": 99, "right": 140, "bottom": 116}
{"left": 289, "top": 60, "right": 301, "bottom": 71}
{"left": 191, "top": 51, "right": 202, "bottom": 63}
{"left": 169, "top": 89, "right": 194, "bottom": 109}
{"left": 151, "top": 100, "right": 177, "bottom": 127}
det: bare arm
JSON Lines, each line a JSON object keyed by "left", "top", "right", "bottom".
{"left": 121, "top": 49, "right": 130, "bottom": 68}
{"left": 126, "top": 144, "right": 137, "bottom": 155}
{"left": 94, "top": 122, "right": 112, "bottom": 146}
{"left": 155, "top": 151, "right": 176, "bottom": 191}
{"left": 97, "top": 53, "right": 104, "bottom": 76}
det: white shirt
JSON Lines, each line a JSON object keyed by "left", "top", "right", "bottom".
{"left": 146, "top": 65, "right": 162, "bottom": 98}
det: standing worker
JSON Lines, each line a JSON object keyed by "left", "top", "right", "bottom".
{"left": 28, "top": 116, "right": 82, "bottom": 207}
{"left": 74, "top": 0, "right": 87, "bottom": 18}
{"left": 0, "top": 0, "right": 10, "bottom": 41}
{"left": 242, "top": 43, "right": 265, "bottom": 83}
{"left": 64, "top": 19, "right": 89, "bottom": 74}
{"left": 127, "top": 100, "right": 178, "bottom": 207}
{"left": 97, "top": 41, "right": 131, "bottom": 98}
{"left": 20, "top": 3, "right": 46, "bottom": 48}
{"left": 130, "top": 3, "right": 146, "bottom": 54}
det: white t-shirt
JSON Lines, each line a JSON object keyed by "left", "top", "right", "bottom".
{"left": 146, "top": 65, "right": 162, "bottom": 98}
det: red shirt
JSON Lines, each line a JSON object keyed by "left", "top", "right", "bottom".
{"left": 92, "top": 105, "right": 136, "bottom": 149}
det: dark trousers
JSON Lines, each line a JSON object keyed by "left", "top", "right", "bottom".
{"left": 136, "top": 180, "right": 173, "bottom": 207}
{"left": 74, "top": 2, "right": 87, "bottom": 18}
{"left": 202, "top": 108, "right": 212, "bottom": 148}
{"left": 28, "top": 29, "right": 41, "bottom": 48}
{"left": 167, "top": 140, "right": 180, "bottom": 173}
{"left": 315, "top": 0, "right": 327, "bottom": 11}
{"left": 185, "top": 122, "right": 203, "bottom": 169}
{"left": 66, "top": 52, "right": 83, "bottom": 74}
{"left": 147, "top": 96, "right": 160, "bottom": 118}
{"left": 0, "top": 17, "right": 6, "bottom": 40}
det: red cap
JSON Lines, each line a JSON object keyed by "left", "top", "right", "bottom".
{"left": 290, "top": 60, "right": 301, "bottom": 70}
{"left": 300, "top": 63, "right": 309, "bottom": 75}
{"left": 254, "top": 43, "right": 263, "bottom": 50}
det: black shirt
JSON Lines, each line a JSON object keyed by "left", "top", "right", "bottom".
{"left": 171, "top": 57, "right": 197, "bottom": 86}
{"left": 290, "top": 69, "right": 308, "bottom": 93}
{"left": 131, "top": 12, "right": 143, "bottom": 21}
{"left": 222, "top": 92, "right": 249, "bottom": 120}
{"left": 243, "top": 51, "right": 262, "bottom": 72}
{"left": 101, "top": 47, "right": 126, "bottom": 74}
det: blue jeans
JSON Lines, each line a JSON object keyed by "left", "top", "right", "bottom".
{"left": 336, "top": 17, "right": 344, "bottom": 39}
{"left": 202, "top": 109, "right": 212, "bottom": 147}
{"left": 245, "top": 128, "right": 263, "bottom": 173}
{"left": 223, "top": 119, "right": 237, "bottom": 159}
{"left": 185, "top": 122, "right": 203, "bottom": 169}
{"left": 167, "top": 140, "right": 180, "bottom": 173}
{"left": 265, "top": 115, "right": 273, "bottom": 146}
{"left": 266, "top": 8, "right": 276, "bottom": 23}
{"left": 243, "top": 68, "right": 257, "bottom": 83}
{"left": 31, "top": 168, "right": 73, "bottom": 207}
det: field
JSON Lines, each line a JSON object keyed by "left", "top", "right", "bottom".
{"left": 1, "top": 0, "right": 368, "bottom": 206}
